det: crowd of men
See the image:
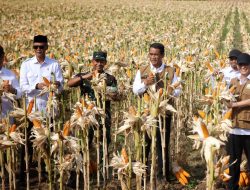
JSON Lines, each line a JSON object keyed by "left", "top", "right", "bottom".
{"left": 1, "top": 34, "right": 250, "bottom": 190}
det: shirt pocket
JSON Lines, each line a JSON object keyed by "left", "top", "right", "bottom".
{"left": 27, "top": 71, "right": 38, "bottom": 83}
{"left": 238, "top": 110, "right": 250, "bottom": 121}
{"left": 241, "top": 88, "right": 250, "bottom": 100}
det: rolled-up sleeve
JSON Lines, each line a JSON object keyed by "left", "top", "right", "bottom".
{"left": 132, "top": 70, "right": 147, "bottom": 95}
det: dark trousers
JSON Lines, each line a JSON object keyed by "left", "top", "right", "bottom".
{"left": 228, "top": 134, "right": 250, "bottom": 190}
{"left": 145, "top": 115, "right": 171, "bottom": 180}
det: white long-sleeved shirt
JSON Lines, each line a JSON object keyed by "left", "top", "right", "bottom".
{"left": 20, "top": 56, "right": 64, "bottom": 113}
{"left": 220, "top": 66, "right": 240, "bottom": 88}
{"left": 133, "top": 63, "right": 180, "bottom": 96}
{"left": 0, "top": 67, "right": 21, "bottom": 119}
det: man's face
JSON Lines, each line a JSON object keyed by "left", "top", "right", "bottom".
{"left": 148, "top": 48, "right": 164, "bottom": 68}
{"left": 33, "top": 42, "right": 48, "bottom": 58}
{"left": 92, "top": 59, "right": 106, "bottom": 73}
{"left": 239, "top": 63, "right": 250, "bottom": 76}
{"left": 229, "top": 57, "right": 238, "bottom": 70}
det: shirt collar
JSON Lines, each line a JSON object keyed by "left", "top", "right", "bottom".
{"left": 228, "top": 67, "right": 239, "bottom": 73}
{"left": 150, "top": 62, "right": 165, "bottom": 73}
{"left": 33, "top": 56, "right": 48, "bottom": 64}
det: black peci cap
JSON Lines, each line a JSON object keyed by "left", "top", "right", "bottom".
{"left": 93, "top": 51, "right": 107, "bottom": 61}
{"left": 237, "top": 53, "right": 250, "bottom": 65}
{"left": 228, "top": 49, "right": 242, "bottom": 58}
{"left": 33, "top": 35, "right": 48, "bottom": 43}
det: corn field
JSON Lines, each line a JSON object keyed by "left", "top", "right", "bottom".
{"left": 1, "top": 0, "right": 250, "bottom": 189}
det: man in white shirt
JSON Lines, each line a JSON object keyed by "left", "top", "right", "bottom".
{"left": 0, "top": 45, "right": 21, "bottom": 121}
{"left": 19, "top": 35, "right": 63, "bottom": 184}
{"left": 133, "top": 43, "right": 180, "bottom": 181}
{"left": 220, "top": 49, "right": 242, "bottom": 87}
{"left": 20, "top": 35, "right": 63, "bottom": 113}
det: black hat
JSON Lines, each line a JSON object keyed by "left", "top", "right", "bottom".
{"left": 237, "top": 53, "right": 250, "bottom": 65}
{"left": 228, "top": 49, "right": 242, "bottom": 58}
{"left": 33, "top": 35, "right": 48, "bottom": 43}
{"left": 93, "top": 51, "right": 107, "bottom": 61}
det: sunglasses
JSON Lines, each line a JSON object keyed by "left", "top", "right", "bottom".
{"left": 33, "top": 45, "right": 45, "bottom": 50}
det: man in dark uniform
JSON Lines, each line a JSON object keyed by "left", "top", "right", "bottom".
{"left": 68, "top": 51, "right": 117, "bottom": 147}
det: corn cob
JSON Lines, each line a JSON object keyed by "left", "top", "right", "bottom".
{"left": 198, "top": 110, "right": 206, "bottom": 119}
{"left": 121, "top": 147, "right": 129, "bottom": 164}
{"left": 223, "top": 109, "right": 232, "bottom": 120}
{"left": 200, "top": 122, "right": 209, "bottom": 139}
{"left": 43, "top": 77, "right": 50, "bottom": 87}
{"left": 205, "top": 62, "right": 214, "bottom": 73}
{"left": 32, "top": 119, "right": 41, "bottom": 128}
{"left": 9, "top": 124, "right": 17, "bottom": 133}
{"left": 63, "top": 121, "right": 70, "bottom": 137}
{"left": 27, "top": 99, "right": 34, "bottom": 114}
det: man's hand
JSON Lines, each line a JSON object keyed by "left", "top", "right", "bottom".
{"left": 144, "top": 74, "right": 155, "bottom": 86}
{"left": 54, "top": 81, "right": 61, "bottom": 88}
{"left": 222, "top": 99, "right": 234, "bottom": 108}
{"left": 3, "top": 83, "right": 16, "bottom": 94}
{"left": 36, "top": 82, "right": 47, "bottom": 90}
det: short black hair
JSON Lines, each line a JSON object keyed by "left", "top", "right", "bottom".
{"left": 0, "top": 45, "right": 4, "bottom": 58}
{"left": 149, "top": 43, "right": 165, "bottom": 55}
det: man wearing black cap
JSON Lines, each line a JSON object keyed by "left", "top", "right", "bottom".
{"left": 219, "top": 49, "right": 242, "bottom": 87}
{"left": 19, "top": 35, "right": 64, "bottom": 183}
{"left": 68, "top": 51, "right": 117, "bottom": 147}
{"left": 20, "top": 35, "right": 64, "bottom": 113}
{"left": 225, "top": 53, "right": 250, "bottom": 190}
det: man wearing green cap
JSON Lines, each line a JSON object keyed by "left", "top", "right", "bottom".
{"left": 68, "top": 51, "right": 117, "bottom": 147}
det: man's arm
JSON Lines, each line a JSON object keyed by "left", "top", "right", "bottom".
{"left": 11, "top": 73, "right": 22, "bottom": 98}
{"left": 54, "top": 62, "right": 64, "bottom": 92}
{"left": 20, "top": 61, "right": 37, "bottom": 94}
{"left": 132, "top": 70, "right": 148, "bottom": 95}
{"left": 171, "top": 73, "right": 181, "bottom": 97}
{"left": 67, "top": 72, "right": 93, "bottom": 88}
